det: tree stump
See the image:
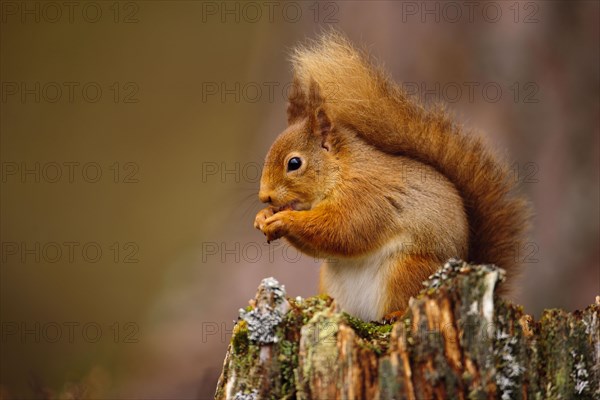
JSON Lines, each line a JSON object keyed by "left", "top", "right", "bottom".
{"left": 214, "top": 260, "right": 599, "bottom": 399}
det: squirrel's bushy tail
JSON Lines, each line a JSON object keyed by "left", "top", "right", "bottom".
{"left": 291, "top": 32, "right": 529, "bottom": 281}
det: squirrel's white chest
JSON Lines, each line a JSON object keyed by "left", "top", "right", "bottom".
{"left": 320, "top": 236, "right": 408, "bottom": 321}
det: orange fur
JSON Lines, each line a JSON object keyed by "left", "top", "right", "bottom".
{"left": 255, "top": 32, "right": 529, "bottom": 320}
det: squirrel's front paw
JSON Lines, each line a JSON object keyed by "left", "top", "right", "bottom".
{"left": 254, "top": 207, "right": 276, "bottom": 231}
{"left": 262, "top": 211, "right": 291, "bottom": 243}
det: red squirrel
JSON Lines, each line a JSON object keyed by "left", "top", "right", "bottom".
{"left": 254, "top": 32, "right": 529, "bottom": 322}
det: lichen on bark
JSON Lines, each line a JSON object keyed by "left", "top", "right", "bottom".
{"left": 215, "top": 262, "right": 600, "bottom": 400}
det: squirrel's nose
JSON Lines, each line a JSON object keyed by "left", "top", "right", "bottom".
{"left": 259, "top": 190, "right": 272, "bottom": 204}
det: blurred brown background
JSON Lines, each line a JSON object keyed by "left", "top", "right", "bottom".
{"left": 1, "top": 1, "right": 598, "bottom": 399}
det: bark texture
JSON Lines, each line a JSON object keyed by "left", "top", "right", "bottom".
{"left": 214, "top": 260, "right": 599, "bottom": 400}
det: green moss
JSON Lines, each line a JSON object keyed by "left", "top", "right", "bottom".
{"left": 230, "top": 345, "right": 260, "bottom": 394}
{"left": 342, "top": 312, "right": 393, "bottom": 355}
{"left": 232, "top": 320, "right": 249, "bottom": 354}
{"left": 343, "top": 312, "right": 393, "bottom": 339}
{"left": 225, "top": 291, "right": 303, "bottom": 397}
{"left": 276, "top": 338, "right": 299, "bottom": 399}
{"left": 292, "top": 295, "right": 333, "bottom": 324}
{"left": 225, "top": 320, "right": 262, "bottom": 394}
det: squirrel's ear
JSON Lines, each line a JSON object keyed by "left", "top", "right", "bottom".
{"left": 306, "top": 80, "right": 333, "bottom": 146}
{"left": 309, "top": 107, "right": 332, "bottom": 151}
{"left": 287, "top": 77, "right": 308, "bottom": 125}
{"left": 312, "top": 107, "right": 331, "bottom": 141}
{"left": 289, "top": 78, "right": 333, "bottom": 146}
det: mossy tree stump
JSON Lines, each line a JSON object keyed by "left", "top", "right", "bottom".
{"left": 214, "top": 261, "right": 599, "bottom": 399}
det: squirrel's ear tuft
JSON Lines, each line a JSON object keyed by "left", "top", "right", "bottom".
{"left": 307, "top": 79, "right": 324, "bottom": 111}
{"left": 287, "top": 77, "right": 308, "bottom": 125}
{"left": 289, "top": 78, "right": 333, "bottom": 147}
{"left": 306, "top": 80, "right": 333, "bottom": 148}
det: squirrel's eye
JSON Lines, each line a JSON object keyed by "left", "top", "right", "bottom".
{"left": 287, "top": 157, "right": 302, "bottom": 172}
